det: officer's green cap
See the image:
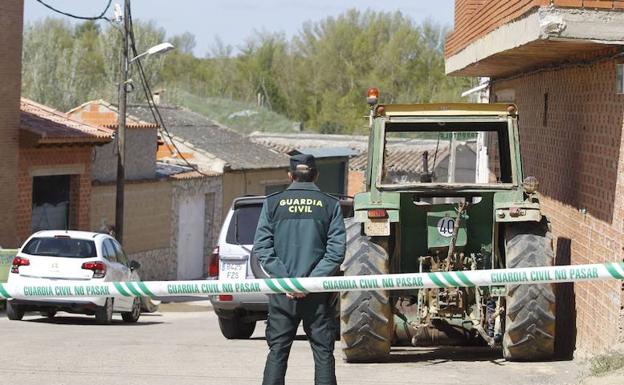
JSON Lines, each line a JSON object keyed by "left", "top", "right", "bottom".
{"left": 290, "top": 153, "right": 316, "bottom": 171}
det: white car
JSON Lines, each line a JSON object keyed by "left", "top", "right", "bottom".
{"left": 6, "top": 230, "right": 142, "bottom": 324}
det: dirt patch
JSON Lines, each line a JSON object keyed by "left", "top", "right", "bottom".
{"left": 581, "top": 368, "right": 624, "bottom": 385}
{"left": 581, "top": 348, "right": 624, "bottom": 385}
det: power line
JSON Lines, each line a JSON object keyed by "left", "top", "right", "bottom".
{"left": 125, "top": 6, "right": 212, "bottom": 178}
{"left": 35, "top": 0, "right": 112, "bottom": 21}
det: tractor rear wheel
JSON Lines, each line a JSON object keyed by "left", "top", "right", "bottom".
{"left": 340, "top": 219, "right": 393, "bottom": 362}
{"left": 503, "top": 219, "right": 556, "bottom": 361}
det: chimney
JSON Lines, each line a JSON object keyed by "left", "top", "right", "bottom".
{"left": 153, "top": 89, "right": 165, "bottom": 105}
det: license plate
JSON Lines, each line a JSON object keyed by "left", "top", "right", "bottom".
{"left": 364, "top": 218, "right": 390, "bottom": 236}
{"left": 221, "top": 262, "right": 245, "bottom": 280}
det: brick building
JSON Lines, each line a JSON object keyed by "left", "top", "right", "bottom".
{"left": 446, "top": 0, "right": 624, "bottom": 353}
{"left": 67, "top": 100, "right": 159, "bottom": 182}
{"left": 18, "top": 99, "right": 112, "bottom": 243}
{"left": 68, "top": 100, "right": 223, "bottom": 280}
{"left": 129, "top": 105, "right": 290, "bottom": 220}
{"left": 0, "top": 1, "right": 23, "bottom": 247}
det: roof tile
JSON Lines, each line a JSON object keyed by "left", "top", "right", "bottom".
{"left": 128, "top": 105, "right": 290, "bottom": 171}
{"left": 20, "top": 98, "right": 113, "bottom": 145}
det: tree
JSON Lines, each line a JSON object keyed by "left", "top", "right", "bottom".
{"left": 22, "top": 10, "right": 472, "bottom": 133}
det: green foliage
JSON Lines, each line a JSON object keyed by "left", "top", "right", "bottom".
{"left": 21, "top": 18, "right": 167, "bottom": 111}
{"left": 22, "top": 9, "right": 472, "bottom": 133}
{"left": 168, "top": 90, "right": 296, "bottom": 134}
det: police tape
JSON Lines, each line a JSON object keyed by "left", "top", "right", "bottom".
{"left": 1, "top": 262, "right": 623, "bottom": 300}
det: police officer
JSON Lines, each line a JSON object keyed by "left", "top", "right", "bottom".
{"left": 254, "top": 154, "right": 346, "bottom": 385}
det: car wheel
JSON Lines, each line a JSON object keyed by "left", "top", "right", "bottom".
{"left": 122, "top": 297, "right": 141, "bottom": 323}
{"left": 6, "top": 301, "right": 25, "bottom": 321}
{"left": 218, "top": 316, "right": 256, "bottom": 339}
{"left": 41, "top": 310, "right": 57, "bottom": 319}
{"left": 95, "top": 298, "right": 114, "bottom": 325}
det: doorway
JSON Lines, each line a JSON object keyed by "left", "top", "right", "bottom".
{"left": 32, "top": 175, "right": 71, "bottom": 232}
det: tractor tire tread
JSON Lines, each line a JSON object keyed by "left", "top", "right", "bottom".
{"left": 340, "top": 218, "right": 393, "bottom": 363}
{"left": 503, "top": 220, "right": 556, "bottom": 361}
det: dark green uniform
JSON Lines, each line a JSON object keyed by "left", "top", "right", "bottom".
{"left": 254, "top": 181, "right": 346, "bottom": 385}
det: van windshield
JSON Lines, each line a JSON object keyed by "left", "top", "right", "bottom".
{"left": 226, "top": 204, "right": 263, "bottom": 245}
{"left": 22, "top": 237, "right": 97, "bottom": 258}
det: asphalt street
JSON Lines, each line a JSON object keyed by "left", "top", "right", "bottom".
{"left": 0, "top": 303, "right": 583, "bottom": 385}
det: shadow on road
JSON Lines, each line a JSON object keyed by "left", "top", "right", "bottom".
{"left": 250, "top": 334, "right": 308, "bottom": 342}
{"left": 23, "top": 315, "right": 164, "bottom": 326}
{"left": 384, "top": 346, "right": 504, "bottom": 365}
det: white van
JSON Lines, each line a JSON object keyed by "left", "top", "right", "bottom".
{"left": 208, "top": 196, "right": 268, "bottom": 339}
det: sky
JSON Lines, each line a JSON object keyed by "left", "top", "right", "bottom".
{"left": 24, "top": 0, "right": 455, "bottom": 57}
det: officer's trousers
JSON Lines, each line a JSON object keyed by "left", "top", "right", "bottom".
{"left": 262, "top": 293, "right": 337, "bottom": 385}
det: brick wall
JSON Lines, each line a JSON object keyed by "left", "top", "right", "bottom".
{"left": 445, "top": 0, "right": 624, "bottom": 58}
{"left": 491, "top": 58, "right": 624, "bottom": 351}
{"left": 222, "top": 169, "right": 290, "bottom": 220}
{"left": 17, "top": 146, "right": 93, "bottom": 244}
{"left": 91, "top": 176, "right": 222, "bottom": 280}
{"left": 0, "top": 1, "right": 24, "bottom": 247}
{"left": 90, "top": 180, "right": 172, "bottom": 254}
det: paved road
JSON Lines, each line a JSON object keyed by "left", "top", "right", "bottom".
{"left": 0, "top": 304, "right": 583, "bottom": 385}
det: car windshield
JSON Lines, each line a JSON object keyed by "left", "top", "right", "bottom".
{"left": 381, "top": 122, "right": 512, "bottom": 185}
{"left": 226, "top": 204, "right": 263, "bottom": 245}
{"left": 22, "top": 237, "right": 97, "bottom": 258}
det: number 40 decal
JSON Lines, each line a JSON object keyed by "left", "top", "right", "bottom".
{"left": 437, "top": 217, "right": 455, "bottom": 238}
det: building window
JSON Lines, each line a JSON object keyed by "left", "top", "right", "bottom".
{"left": 32, "top": 175, "right": 71, "bottom": 232}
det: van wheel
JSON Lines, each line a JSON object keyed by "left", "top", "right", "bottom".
{"left": 6, "top": 301, "right": 25, "bottom": 321}
{"left": 122, "top": 298, "right": 141, "bottom": 323}
{"left": 218, "top": 316, "right": 256, "bottom": 339}
{"left": 95, "top": 298, "right": 114, "bottom": 325}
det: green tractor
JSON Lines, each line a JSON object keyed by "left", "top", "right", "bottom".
{"left": 340, "top": 90, "right": 556, "bottom": 362}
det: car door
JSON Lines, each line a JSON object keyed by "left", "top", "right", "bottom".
{"left": 102, "top": 239, "right": 132, "bottom": 311}
{"left": 112, "top": 240, "right": 138, "bottom": 282}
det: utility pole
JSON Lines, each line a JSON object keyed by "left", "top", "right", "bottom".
{"left": 115, "top": 0, "right": 130, "bottom": 244}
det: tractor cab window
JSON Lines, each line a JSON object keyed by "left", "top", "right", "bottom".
{"left": 381, "top": 122, "right": 512, "bottom": 185}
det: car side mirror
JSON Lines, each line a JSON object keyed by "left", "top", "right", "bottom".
{"left": 129, "top": 260, "right": 141, "bottom": 271}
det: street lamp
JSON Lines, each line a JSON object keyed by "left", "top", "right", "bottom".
{"left": 129, "top": 42, "right": 174, "bottom": 64}
{"left": 115, "top": 0, "right": 174, "bottom": 244}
